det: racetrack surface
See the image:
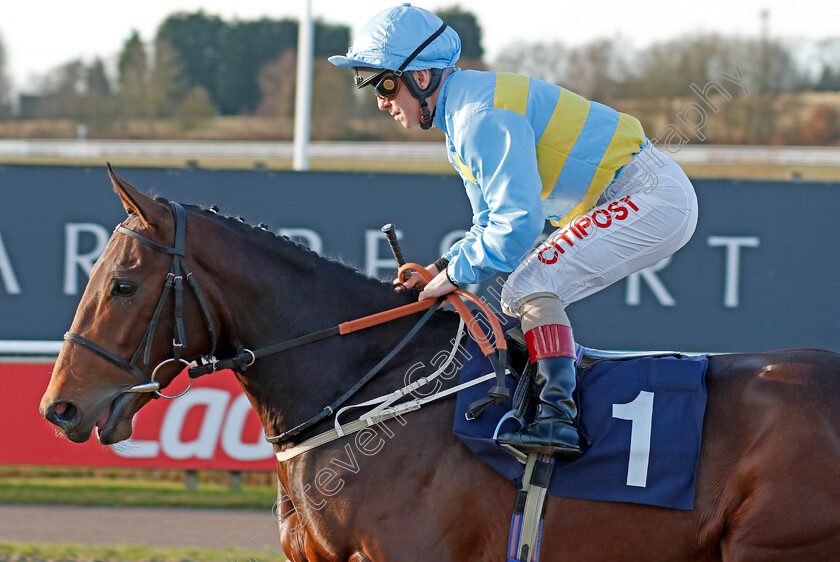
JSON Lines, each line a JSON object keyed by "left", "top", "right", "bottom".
{"left": 0, "top": 504, "right": 283, "bottom": 551}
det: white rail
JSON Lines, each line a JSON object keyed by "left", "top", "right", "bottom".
{"left": 0, "top": 340, "right": 63, "bottom": 359}
{"left": 2, "top": 139, "right": 840, "bottom": 166}
{"left": 0, "top": 140, "right": 447, "bottom": 161}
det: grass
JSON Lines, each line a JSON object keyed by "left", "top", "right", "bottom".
{"left": 0, "top": 468, "right": 284, "bottom": 560}
{"left": 0, "top": 540, "right": 285, "bottom": 561}
{"left": 0, "top": 466, "right": 277, "bottom": 509}
{"left": 0, "top": 477, "right": 276, "bottom": 509}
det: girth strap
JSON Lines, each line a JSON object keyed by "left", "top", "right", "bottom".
{"left": 508, "top": 453, "right": 555, "bottom": 562}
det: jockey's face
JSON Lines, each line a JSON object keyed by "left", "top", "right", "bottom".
{"left": 375, "top": 70, "right": 433, "bottom": 129}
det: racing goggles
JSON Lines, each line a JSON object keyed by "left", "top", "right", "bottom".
{"left": 354, "top": 68, "right": 402, "bottom": 100}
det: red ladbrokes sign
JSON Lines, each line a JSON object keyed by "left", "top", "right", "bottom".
{"left": 2, "top": 363, "right": 275, "bottom": 470}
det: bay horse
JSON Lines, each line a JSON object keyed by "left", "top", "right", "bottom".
{"left": 40, "top": 167, "right": 840, "bottom": 560}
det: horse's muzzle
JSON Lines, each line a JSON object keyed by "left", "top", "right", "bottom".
{"left": 42, "top": 399, "right": 82, "bottom": 435}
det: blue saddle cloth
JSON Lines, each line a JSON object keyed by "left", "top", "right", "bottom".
{"left": 453, "top": 322, "right": 708, "bottom": 510}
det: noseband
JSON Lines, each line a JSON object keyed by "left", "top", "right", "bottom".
{"left": 63, "top": 202, "right": 217, "bottom": 398}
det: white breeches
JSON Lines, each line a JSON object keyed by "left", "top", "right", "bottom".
{"left": 501, "top": 145, "right": 698, "bottom": 317}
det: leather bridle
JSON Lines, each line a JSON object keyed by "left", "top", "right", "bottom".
{"left": 63, "top": 202, "right": 218, "bottom": 399}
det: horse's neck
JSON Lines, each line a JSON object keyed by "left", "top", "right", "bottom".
{"left": 235, "top": 267, "right": 411, "bottom": 351}
{"left": 205, "top": 229, "right": 457, "bottom": 443}
{"left": 204, "top": 225, "right": 406, "bottom": 348}
{"left": 238, "top": 302, "right": 458, "bottom": 448}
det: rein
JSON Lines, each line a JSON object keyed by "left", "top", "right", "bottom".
{"left": 261, "top": 300, "right": 441, "bottom": 444}
{"left": 188, "top": 262, "right": 509, "bottom": 444}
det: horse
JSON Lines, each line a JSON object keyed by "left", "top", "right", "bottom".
{"left": 40, "top": 167, "right": 840, "bottom": 561}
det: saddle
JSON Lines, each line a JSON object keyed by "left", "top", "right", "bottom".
{"left": 506, "top": 324, "right": 681, "bottom": 375}
{"left": 500, "top": 324, "right": 681, "bottom": 425}
{"left": 463, "top": 321, "right": 700, "bottom": 562}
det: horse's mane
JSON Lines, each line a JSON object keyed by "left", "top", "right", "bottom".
{"left": 161, "top": 197, "right": 414, "bottom": 302}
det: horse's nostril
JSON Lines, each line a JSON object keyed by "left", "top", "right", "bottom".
{"left": 46, "top": 401, "right": 80, "bottom": 429}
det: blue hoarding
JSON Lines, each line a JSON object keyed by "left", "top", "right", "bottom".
{"left": 0, "top": 163, "right": 837, "bottom": 353}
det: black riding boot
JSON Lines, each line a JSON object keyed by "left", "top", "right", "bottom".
{"left": 497, "top": 324, "right": 583, "bottom": 460}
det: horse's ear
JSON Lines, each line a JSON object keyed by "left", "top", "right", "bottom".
{"left": 107, "top": 163, "right": 167, "bottom": 227}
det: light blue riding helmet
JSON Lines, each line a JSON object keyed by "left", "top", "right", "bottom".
{"left": 329, "top": 3, "right": 461, "bottom": 129}
{"left": 329, "top": 3, "right": 461, "bottom": 71}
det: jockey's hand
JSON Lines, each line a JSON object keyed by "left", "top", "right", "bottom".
{"left": 419, "top": 270, "right": 457, "bottom": 301}
{"left": 395, "top": 264, "right": 439, "bottom": 291}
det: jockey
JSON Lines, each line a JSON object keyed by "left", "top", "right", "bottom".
{"left": 329, "top": 4, "right": 698, "bottom": 459}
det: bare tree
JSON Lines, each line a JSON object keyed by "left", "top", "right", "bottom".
{"left": 79, "top": 58, "right": 115, "bottom": 131}
{"left": 29, "top": 60, "right": 87, "bottom": 119}
{"left": 493, "top": 37, "right": 631, "bottom": 103}
{"left": 256, "top": 50, "right": 296, "bottom": 119}
{"left": 178, "top": 85, "right": 215, "bottom": 129}
{"left": 815, "top": 38, "right": 840, "bottom": 91}
{"left": 256, "top": 50, "right": 355, "bottom": 140}
{"left": 116, "top": 31, "right": 194, "bottom": 132}
{"left": 494, "top": 41, "right": 569, "bottom": 85}
{"left": 0, "top": 32, "right": 12, "bottom": 117}
{"left": 565, "top": 39, "right": 627, "bottom": 103}
{"left": 148, "top": 38, "right": 189, "bottom": 118}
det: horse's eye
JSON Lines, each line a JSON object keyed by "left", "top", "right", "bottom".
{"left": 110, "top": 280, "right": 136, "bottom": 297}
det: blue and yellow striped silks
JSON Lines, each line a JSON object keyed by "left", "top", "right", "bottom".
{"left": 437, "top": 69, "right": 648, "bottom": 286}
{"left": 492, "top": 72, "right": 645, "bottom": 227}
{"left": 452, "top": 152, "right": 478, "bottom": 184}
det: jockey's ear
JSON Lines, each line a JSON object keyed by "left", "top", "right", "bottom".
{"left": 107, "top": 162, "right": 169, "bottom": 228}
{"left": 411, "top": 69, "right": 433, "bottom": 89}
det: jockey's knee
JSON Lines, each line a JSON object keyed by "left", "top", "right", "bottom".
{"left": 501, "top": 284, "right": 570, "bottom": 333}
{"left": 517, "top": 293, "right": 570, "bottom": 333}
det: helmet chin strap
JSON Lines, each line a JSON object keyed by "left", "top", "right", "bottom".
{"left": 389, "top": 23, "right": 448, "bottom": 131}
{"left": 398, "top": 67, "right": 443, "bottom": 130}
{"left": 419, "top": 99, "right": 434, "bottom": 130}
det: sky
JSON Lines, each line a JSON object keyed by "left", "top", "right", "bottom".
{"left": 1, "top": 0, "right": 837, "bottom": 91}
